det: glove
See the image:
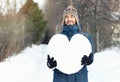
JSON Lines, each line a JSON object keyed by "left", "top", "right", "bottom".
{"left": 47, "top": 55, "right": 57, "bottom": 69}
{"left": 81, "top": 53, "right": 93, "bottom": 65}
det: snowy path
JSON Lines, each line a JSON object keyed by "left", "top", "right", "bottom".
{"left": 88, "top": 47, "right": 120, "bottom": 82}
{"left": 0, "top": 44, "right": 120, "bottom": 82}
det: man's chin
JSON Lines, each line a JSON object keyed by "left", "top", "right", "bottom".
{"left": 66, "top": 23, "right": 74, "bottom": 26}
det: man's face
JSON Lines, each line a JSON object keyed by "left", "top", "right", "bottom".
{"left": 64, "top": 14, "right": 76, "bottom": 26}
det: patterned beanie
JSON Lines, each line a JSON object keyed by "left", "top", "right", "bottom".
{"left": 62, "top": 5, "right": 79, "bottom": 26}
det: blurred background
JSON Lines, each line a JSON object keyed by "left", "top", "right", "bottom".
{"left": 0, "top": 0, "right": 120, "bottom": 61}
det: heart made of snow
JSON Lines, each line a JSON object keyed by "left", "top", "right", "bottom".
{"left": 48, "top": 34, "right": 92, "bottom": 74}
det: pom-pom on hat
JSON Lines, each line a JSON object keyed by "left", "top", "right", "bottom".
{"left": 62, "top": 5, "right": 79, "bottom": 26}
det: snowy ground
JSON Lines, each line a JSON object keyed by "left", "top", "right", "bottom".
{"left": 0, "top": 44, "right": 120, "bottom": 82}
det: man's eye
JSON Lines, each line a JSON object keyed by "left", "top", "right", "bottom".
{"left": 65, "top": 16, "right": 69, "bottom": 19}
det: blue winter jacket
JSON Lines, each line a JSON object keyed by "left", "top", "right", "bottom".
{"left": 61, "top": 25, "right": 94, "bottom": 59}
{"left": 53, "top": 25, "right": 94, "bottom": 82}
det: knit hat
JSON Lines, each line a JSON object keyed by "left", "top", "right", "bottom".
{"left": 62, "top": 5, "right": 79, "bottom": 26}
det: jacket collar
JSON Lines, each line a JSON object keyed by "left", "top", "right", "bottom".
{"left": 62, "top": 25, "right": 79, "bottom": 33}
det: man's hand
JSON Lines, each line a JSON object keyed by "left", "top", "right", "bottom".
{"left": 81, "top": 53, "right": 93, "bottom": 65}
{"left": 47, "top": 55, "right": 57, "bottom": 69}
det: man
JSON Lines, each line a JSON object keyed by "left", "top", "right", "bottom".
{"left": 47, "top": 5, "right": 94, "bottom": 82}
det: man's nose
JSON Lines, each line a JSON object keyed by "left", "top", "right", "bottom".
{"left": 68, "top": 17, "right": 72, "bottom": 21}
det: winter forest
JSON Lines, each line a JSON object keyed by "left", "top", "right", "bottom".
{"left": 0, "top": 0, "right": 120, "bottom": 59}
{"left": 0, "top": 0, "right": 120, "bottom": 60}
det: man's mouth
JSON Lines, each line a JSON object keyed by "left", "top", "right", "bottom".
{"left": 67, "top": 21, "right": 73, "bottom": 23}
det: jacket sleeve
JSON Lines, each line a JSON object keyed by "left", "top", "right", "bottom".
{"left": 88, "top": 34, "right": 94, "bottom": 61}
{"left": 80, "top": 32, "right": 94, "bottom": 63}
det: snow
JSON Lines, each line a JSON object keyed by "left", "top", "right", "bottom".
{"left": 88, "top": 47, "right": 120, "bottom": 82}
{"left": 48, "top": 34, "right": 92, "bottom": 74}
{"left": 0, "top": 44, "right": 120, "bottom": 82}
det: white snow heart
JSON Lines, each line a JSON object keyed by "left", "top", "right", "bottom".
{"left": 48, "top": 34, "right": 92, "bottom": 74}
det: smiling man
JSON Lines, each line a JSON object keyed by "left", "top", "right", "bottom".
{"left": 47, "top": 5, "right": 94, "bottom": 82}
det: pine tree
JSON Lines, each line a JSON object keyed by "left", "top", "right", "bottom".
{"left": 20, "top": 0, "right": 47, "bottom": 44}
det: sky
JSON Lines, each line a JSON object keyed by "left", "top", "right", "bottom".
{"left": 0, "top": 0, "right": 44, "bottom": 14}
{"left": 0, "top": 44, "right": 120, "bottom": 82}
{"left": 33, "top": 0, "right": 45, "bottom": 7}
